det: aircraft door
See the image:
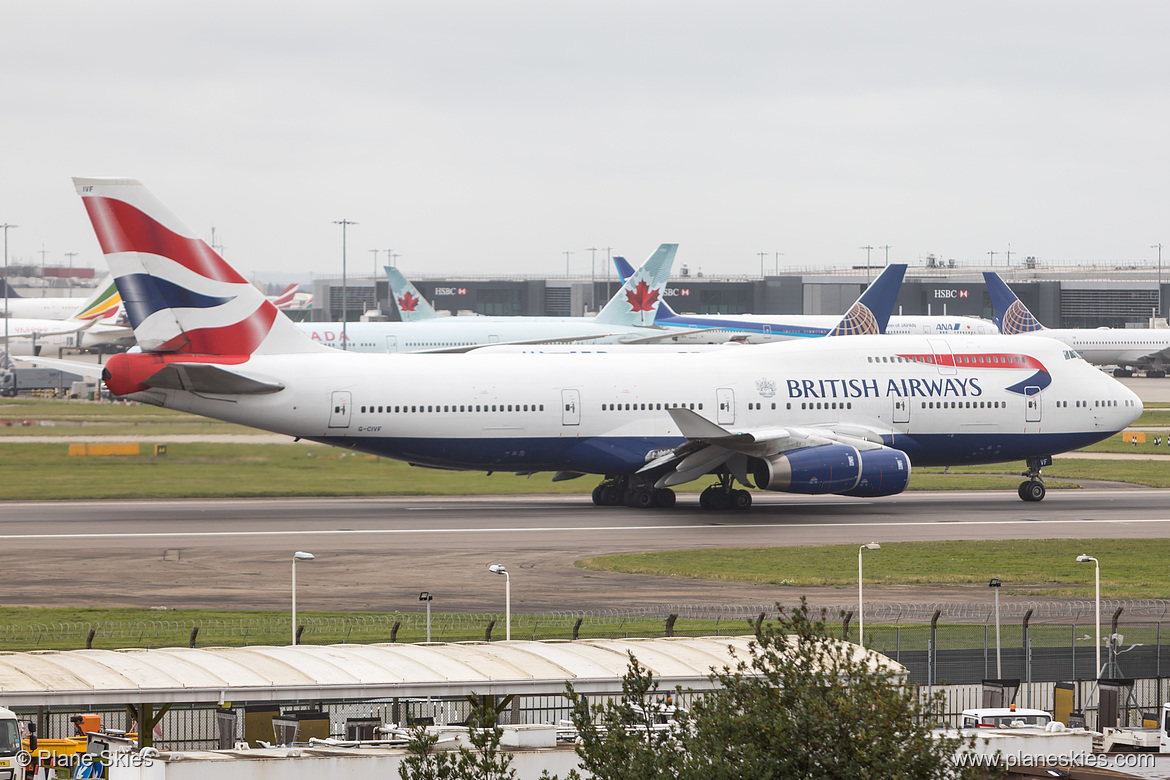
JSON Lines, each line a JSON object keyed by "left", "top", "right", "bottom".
{"left": 927, "top": 339, "right": 957, "bottom": 375}
{"left": 489, "top": 335, "right": 500, "bottom": 343}
{"left": 329, "top": 391, "right": 352, "bottom": 428}
{"left": 717, "top": 388, "right": 735, "bottom": 424}
{"left": 761, "top": 324, "right": 772, "bottom": 341}
{"left": 1025, "top": 386, "right": 1041, "bottom": 422}
{"left": 385, "top": 336, "right": 397, "bottom": 353}
{"left": 561, "top": 389, "right": 580, "bottom": 426}
{"left": 893, "top": 397, "right": 910, "bottom": 424}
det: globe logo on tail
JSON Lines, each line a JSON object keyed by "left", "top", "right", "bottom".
{"left": 829, "top": 304, "right": 880, "bottom": 337}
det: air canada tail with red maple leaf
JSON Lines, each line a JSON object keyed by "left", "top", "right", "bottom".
{"left": 594, "top": 243, "right": 677, "bottom": 327}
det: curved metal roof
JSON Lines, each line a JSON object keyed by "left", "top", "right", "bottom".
{"left": 0, "top": 635, "right": 899, "bottom": 707}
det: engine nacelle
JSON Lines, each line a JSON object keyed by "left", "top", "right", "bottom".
{"left": 751, "top": 444, "right": 911, "bottom": 497}
{"left": 838, "top": 448, "right": 911, "bottom": 497}
{"left": 752, "top": 444, "right": 862, "bottom": 495}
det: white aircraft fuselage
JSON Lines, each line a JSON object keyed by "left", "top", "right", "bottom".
{"left": 297, "top": 317, "right": 674, "bottom": 352}
{"left": 111, "top": 333, "right": 1139, "bottom": 475}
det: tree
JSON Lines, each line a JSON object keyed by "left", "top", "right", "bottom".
{"left": 399, "top": 697, "right": 517, "bottom": 780}
{"left": 557, "top": 652, "right": 688, "bottom": 780}
{"left": 675, "top": 600, "right": 986, "bottom": 780}
{"left": 559, "top": 600, "right": 989, "bottom": 780}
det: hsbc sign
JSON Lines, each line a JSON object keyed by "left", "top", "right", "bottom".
{"left": 933, "top": 289, "right": 970, "bottom": 299}
{"left": 663, "top": 288, "right": 692, "bottom": 297}
{"left": 434, "top": 287, "right": 467, "bottom": 296}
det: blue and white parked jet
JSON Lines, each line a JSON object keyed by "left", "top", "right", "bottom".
{"left": 297, "top": 245, "right": 696, "bottom": 352}
{"left": 613, "top": 257, "right": 995, "bottom": 342}
{"left": 81, "top": 178, "right": 1140, "bottom": 509}
{"left": 986, "top": 271, "right": 1170, "bottom": 378}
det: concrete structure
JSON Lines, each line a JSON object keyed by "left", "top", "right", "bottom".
{"left": 309, "top": 261, "right": 1170, "bottom": 328}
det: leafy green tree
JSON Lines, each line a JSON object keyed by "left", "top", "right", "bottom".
{"left": 676, "top": 600, "right": 986, "bottom": 780}
{"left": 556, "top": 652, "right": 688, "bottom": 780}
{"left": 399, "top": 697, "right": 517, "bottom": 780}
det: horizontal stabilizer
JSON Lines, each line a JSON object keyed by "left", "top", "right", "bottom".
{"left": 144, "top": 363, "right": 285, "bottom": 395}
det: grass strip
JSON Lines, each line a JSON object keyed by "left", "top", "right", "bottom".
{"left": 578, "top": 538, "right": 1170, "bottom": 599}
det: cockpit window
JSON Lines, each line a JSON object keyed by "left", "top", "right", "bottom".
{"left": 1063, "top": 349, "right": 1084, "bottom": 361}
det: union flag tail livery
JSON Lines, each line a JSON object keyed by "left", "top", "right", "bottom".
{"left": 266, "top": 283, "right": 300, "bottom": 309}
{"left": 74, "top": 178, "right": 317, "bottom": 356}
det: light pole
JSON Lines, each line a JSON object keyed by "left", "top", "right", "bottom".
{"left": 1077, "top": 554, "right": 1101, "bottom": 678}
{"left": 488, "top": 564, "right": 510, "bottom": 640}
{"left": 758, "top": 252, "right": 767, "bottom": 277}
{"left": 419, "top": 591, "right": 433, "bottom": 642}
{"left": 989, "top": 577, "right": 1002, "bottom": 678}
{"left": 291, "top": 551, "right": 315, "bottom": 645}
{"left": 1153, "top": 244, "right": 1163, "bottom": 321}
{"left": 586, "top": 247, "right": 598, "bottom": 312}
{"left": 1, "top": 224, "right": 17, "bottom": 349}
{"left": 860, "top": 245, "right": 874, "bottom": 284}
{"left": 333, "top": 219, "right": 357, "bottom": 350}
{"left": 858, "top": 543, "right": 880, "bottom": 646}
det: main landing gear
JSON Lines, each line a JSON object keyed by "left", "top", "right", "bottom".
{"left": 592, "top": 476, "right": 676, "bottom": 509}
{"left": 1018, "top": 457, "right": 1047, "bottom": 502}
{"left": 699, "top": 473, "right": 752, "bottom": 511}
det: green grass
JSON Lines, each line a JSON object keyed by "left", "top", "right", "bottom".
{"left": 2, "top": 396, "right": 1169, "bottom": 497}
{"left": 0, "top": 442, "right": 601, "bottom": 499}
{"left": 0, "top": 606, "right": 742, "bottom": 651}
{"left": 578, "top": 538, "right": 1170, "bottom": 599}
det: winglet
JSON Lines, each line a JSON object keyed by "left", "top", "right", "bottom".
{"left": 983, "top": 271, "right": 1045, "bottom": 334}
{"left": 594, "top": 244, "right": 677, "bottom": 326}
{"left": 386, "top": 266, "right": 440, "bottom": 322}
{"left": 828, "top": 264, "right": 907, "bottom": 336}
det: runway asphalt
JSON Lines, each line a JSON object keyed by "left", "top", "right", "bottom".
{"left": 2, "top": 488, "right": 1168, "bottom": 613}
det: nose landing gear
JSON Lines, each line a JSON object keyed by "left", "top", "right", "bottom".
{"left": 1018, "top": 456, "right": 1050, "bottom": 502}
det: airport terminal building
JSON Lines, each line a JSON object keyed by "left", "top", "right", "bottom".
{"left": 307, "top": 259, "right": 1169, "bottom": 329}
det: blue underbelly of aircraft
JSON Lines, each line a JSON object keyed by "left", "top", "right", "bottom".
{"left": 307, "top": 430, "right": 1112, "bottom": 475}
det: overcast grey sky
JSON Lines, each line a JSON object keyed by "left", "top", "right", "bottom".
{"left": 2, "top": 1, "right": 1167, "bottom": 281}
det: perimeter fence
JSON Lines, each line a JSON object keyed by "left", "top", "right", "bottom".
{"left": 5, "top": 599, "right": 1170, "bottom": 687}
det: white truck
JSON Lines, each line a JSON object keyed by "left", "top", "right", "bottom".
{"left": 960, "top": 706, "right": 1054, "bottom": 729}
{"left": 0, "top": 706, "right": 25, "bottom": 780}
{"left": 1100, "top": 701, "right": 1170, "bottom": 752}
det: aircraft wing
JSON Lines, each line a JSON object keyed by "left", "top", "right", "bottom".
{"left": 0, "top": 319, "right": 96, "bottom": 344}
{"left": 12, "top": 356, "right": 105, "bottom": 379}
{"left": 614, "top": 327, "right": 727, "bottom": 344}
{"left": 639, "top": 407, "right": 896, "bottom": 488}
{"left": 143, "top": 363, "right": 285, "bottom": 395}
{"left": 421, "top": 333, "right": 627, "bottom": 353}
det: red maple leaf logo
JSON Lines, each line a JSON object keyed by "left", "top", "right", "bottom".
{"left": 397, "top": 291, "right": 420, "bottom": 312}
{"left": 625, "top": 280, "right": 660, "bottom": 313}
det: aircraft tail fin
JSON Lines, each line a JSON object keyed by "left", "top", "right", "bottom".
{"left": 68, "top": 274, "right": 122, "bottom": 321}
{"left": 386, "top": 266, "right": 441, "bottom": 322}
{"left": 983, "top": 272, "right": 1045, "bottom": 334}
{"left": 74, "top": 178, "right": 322, "bottom": 356}
{"left": 827, "top": 264, "right": 907, "bottom": 336}
{"left": 267, "top": 283, "right": 299, "bottom": 309}
{"left": 594, "top": 244, "right": 677, "bottom": 326}
{"left": 612, "top": 255, "right": 681, "bottom": 319}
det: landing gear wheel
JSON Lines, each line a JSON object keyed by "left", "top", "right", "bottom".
{"left": 633, "top": 488, "right": 655, "bottom": 508}
{"left": 653, "top": 488, "right": 676, "bottom": 508}
{"left": 600, "top": 485, "right": 622, "bottom": 506}
{"left": 592, "top": 485, "right": 606, "bottom": 506}
{"left": 731, "top": 490, "right": 752, "bottom": 510}
{"left": 1020, "top": 480, "right": 1046, "bottom": 502}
